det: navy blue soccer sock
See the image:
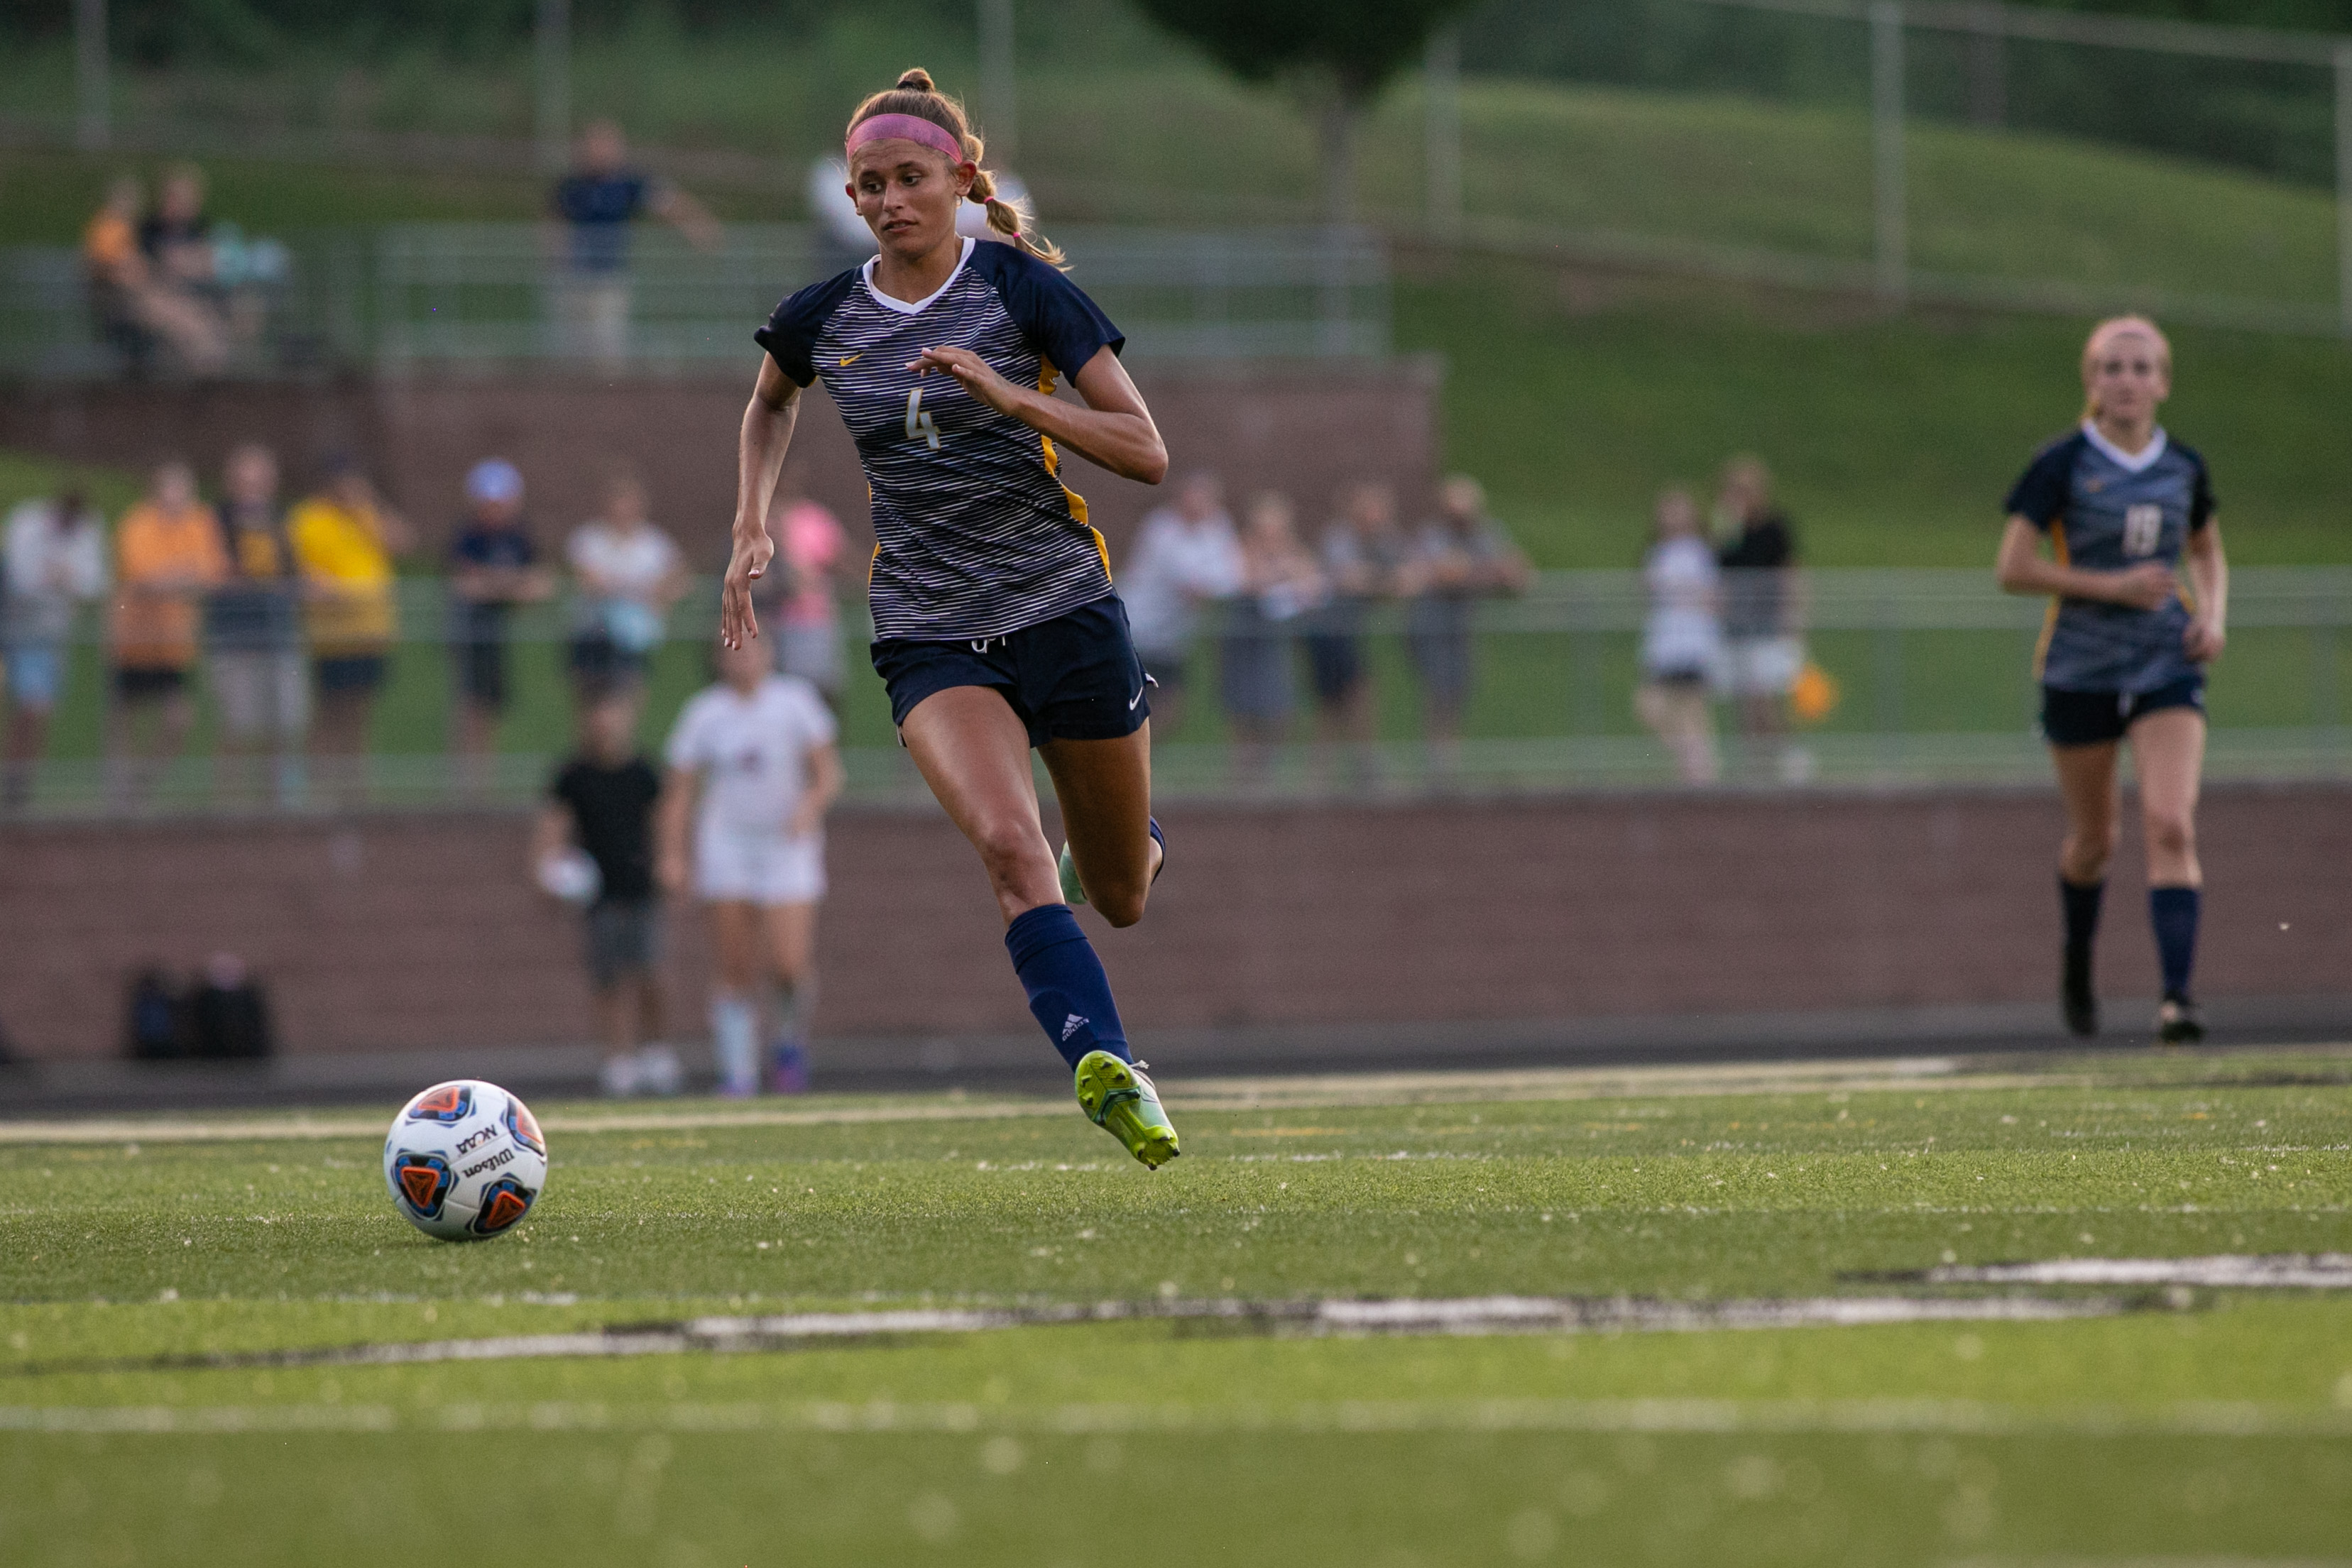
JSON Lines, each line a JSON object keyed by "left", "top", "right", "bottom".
{"left": 2060, "top": 875, "right": 2106, "bottom": 962}
{"left": 1005, "top": 903, "right": 1133, "bottom": 1070}
{"left": 2149, "top": 885, "right": 2201, "bottom": 1002}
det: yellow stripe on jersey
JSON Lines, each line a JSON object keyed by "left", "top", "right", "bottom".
{"left": 2032, "top": 518, "right": 2067, "bottom": 682}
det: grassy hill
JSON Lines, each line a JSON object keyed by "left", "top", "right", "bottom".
{"left": 4, "top": 40, "right": 2349, "bottom": 570}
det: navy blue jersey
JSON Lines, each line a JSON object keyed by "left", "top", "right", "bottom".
{"left": 552, "top": 172, "right": 653, "bottom": 274}
{"left": 2005, "top": 424, "right": 2216, "bottom": 693}
{"left": 755, "top": 238, "right": 1125, "bottom": 643}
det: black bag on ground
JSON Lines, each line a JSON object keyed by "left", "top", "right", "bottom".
{"left": 189, "top": 971, "right": 275, "bottom": 1060}
{"left": 124, "top": 967, "right": 191, "bottom": 1060}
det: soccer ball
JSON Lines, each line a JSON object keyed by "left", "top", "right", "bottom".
{"left": 536, "top": 848, "right": 601, "bottom": 906}
{"left": 383, "top": 1080, "right": 549, "bottom": 1242}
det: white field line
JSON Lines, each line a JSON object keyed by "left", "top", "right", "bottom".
{"left": 39, "top": 1294, "right": 2123, "bottom": 1376}
{"left": 0, "top": 1058, "right": 2052, "bottom": 1146}
{"left": 1930, "top": 1255, "right": 2352, "bottom": 1289}
{"left": 4, "top": 1396, "right": 2348, "bottom": 1440}
{"left": 4, "top": 1045, "right": 2345, "bottom": 1146}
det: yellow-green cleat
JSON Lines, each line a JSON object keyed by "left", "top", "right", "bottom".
{"left": 1073, "top": 1050, "right": 1181, "bottom": 1169}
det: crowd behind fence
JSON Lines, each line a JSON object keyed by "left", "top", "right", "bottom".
{"left": 5, "top": 552, "right": 2347, "bottom": 818}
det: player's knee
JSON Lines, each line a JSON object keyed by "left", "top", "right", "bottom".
{"left": 2146, "top": 810, "right": 2194, "bottom": 861}
{"left": 970, "top": 815, "right": 1046, "bottom": 884}
{"left": 1095, "top": 883, "right": 1147, "bottom": 929}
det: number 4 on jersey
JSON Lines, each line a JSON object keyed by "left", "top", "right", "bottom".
{"left": 2123, "top": 503, "right": 2162, "bottom": 558}
{"left": 904, "top": 385, "right": 941, "bottom": 451}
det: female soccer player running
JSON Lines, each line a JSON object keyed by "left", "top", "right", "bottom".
{"left": 1996, "top": 316, "right": 2228, "bottom": 1043}
{"left": 718, "top": 68, "right": 1179, "bottom": 1165}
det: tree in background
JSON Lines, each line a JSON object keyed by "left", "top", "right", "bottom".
{"left": 1129, "top": 0, "right": 1475, "bottom": 221}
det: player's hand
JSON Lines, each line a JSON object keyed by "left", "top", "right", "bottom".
{"left": 2183, "top": 616, "right": 2227, "bottom": 663}
{"left": 720, "top": 520, "right": 774, "bottom": 649}
{"left": 2106, "top": 563, "right": 2178, "bottom": 612}
{"left": 908, "top": 345, "right": 1019, "bottom": 414}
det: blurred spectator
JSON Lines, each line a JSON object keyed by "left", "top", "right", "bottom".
{"left": 82, "top": 174, "right": 226, "bottom": 375}
{"left": 187, "top": 952, "right": 275, "bottom": 1059}
{"left": 449, "top": 459, "right": 554, "bottom": 784}
{"left": 549, "top": 120, "right": 723, "bottom": 368}
{"left": 3, "top": 481, "right": 107, "bottom": 808}
{"left": 1306, "top": 481, "right": 1404, "bottom": 789}
{"left": 1636, "top": 487, "right": 1723, "bottom": 786}
{"left": 107, "top": 459, "right": 228, "bottom": 809}
{"left": 1218, "top": 493, "right": 1324, "bottom": 788}
{"left": 1714, "top": 454, "right": 1808, "bottom": 781}
{"left": 290, "top": 455, "right": 411, "bottom": 801}
{"left": 567, "top": 471, "right": 686, "bottom": 707}
{"left": 1120, "top": 471, "right": 1242, "bottom": 736}
{"left": 207, "top": 444, "right": 307, "bottom": 806}
{"left": 1401, "top": 475, "right": 1532, "bottom": 778}
{"left": 757, "top": 484, "right": 854, "bottom": 708}
{"left": 537, "top": 696, "right": 675, "bottom": 1098}
{"left": 139, "top": 166, "right": 215, "bottom": 294}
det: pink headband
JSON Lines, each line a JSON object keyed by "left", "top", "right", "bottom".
{"left": 846, "top": 113, "right": 967, "bottom": 165}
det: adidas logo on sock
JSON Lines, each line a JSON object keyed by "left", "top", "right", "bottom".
{"left": 1061, "top": 1014, "right": 1089, "bottom": 1042}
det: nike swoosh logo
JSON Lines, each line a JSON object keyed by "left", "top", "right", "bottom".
{"left": 1128, "top": 689, "right": 1145, "bottom": 711}
{"left": 837, "top": 353, "right": 863, "bottom": 366}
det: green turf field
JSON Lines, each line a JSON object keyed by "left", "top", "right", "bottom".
{"left": 4, "top": 1049, "right": 2348, "bottom": 1564}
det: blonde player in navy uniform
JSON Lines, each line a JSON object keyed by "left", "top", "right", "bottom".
{"left": 1996, "top": 316, "right": 2228, "bottom": 1043}
{"left": 718, "top": 69, "right": 1179, "bottom": 1166}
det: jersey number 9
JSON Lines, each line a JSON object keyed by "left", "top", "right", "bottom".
{"left": 904, "top": 386, "right": 941, "bottom": 451}
{"left": 2123, "top": 503, "right": 2163, "bottom": 559}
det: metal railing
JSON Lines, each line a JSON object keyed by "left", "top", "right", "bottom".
{"left": 0, "top": 224, "right": 1391, "bottom": 380}
{"left": 4, "top": 566, "right": 2345, "bottom": 819}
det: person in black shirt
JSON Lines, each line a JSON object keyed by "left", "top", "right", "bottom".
{"left": 1713, "top": 454, "right": 1808, "bottom": 782}
{"left": 536, "top": 697, "right": 674, "bottom": 1097}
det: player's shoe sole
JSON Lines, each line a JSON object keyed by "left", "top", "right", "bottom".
{"left": 1059, "top": 817, "right": 1166, "bottom": 909}
{"left": 1073, "top": 1049, "right": 1181, "bottom": 1169}
{"left": 2156, "top": 997, "right": 2205, "bottom": 1046}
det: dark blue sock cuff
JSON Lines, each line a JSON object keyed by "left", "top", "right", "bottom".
{"left": 1005, "top": 903, "right": 1085, "bottom": 968}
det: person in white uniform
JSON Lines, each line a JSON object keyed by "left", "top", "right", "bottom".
{"left": 657, "top": 637, "right": 845, "bottom": 1095}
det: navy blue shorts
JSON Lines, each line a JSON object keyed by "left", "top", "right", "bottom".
{"left": 871, "top": 596, "right": 1150, "bottom": 748}
{"left": 2040, "top": 674, "right": 2204, "bottom": 748}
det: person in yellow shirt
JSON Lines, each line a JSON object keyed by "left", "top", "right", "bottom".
{"left": 109, "top": 459, "right": 229, "bottom": 808}
{"left": 288, "top": 456, "right": 412, "bottom": 796}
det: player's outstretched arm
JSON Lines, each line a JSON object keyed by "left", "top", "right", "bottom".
{"left": 909, "top": 344, "right": 1167, "bottom": 485}
{"left": 722, "top": 356, "right": 802, "bottom": 649}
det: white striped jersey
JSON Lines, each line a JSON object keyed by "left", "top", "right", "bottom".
{"left": 755, "top": 237, "right": 1126, "bottom": 642}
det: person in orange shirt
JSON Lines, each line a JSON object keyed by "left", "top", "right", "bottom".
{"left": 82, "top": 176, "right": 226, "bottom": 375}
{"left": 109, "top": 459, "right": 229, "bottom": 808}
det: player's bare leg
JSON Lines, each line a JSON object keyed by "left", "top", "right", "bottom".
{"left": 1041, "top": 722, "right": 1161, "bottom": 929}
{"left": 903, "top": 686, "right": 1177, "bottom": 1167}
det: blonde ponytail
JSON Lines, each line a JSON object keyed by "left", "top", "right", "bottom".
{"left": 846, "top": 69, "right": 1066, "bottom": 268}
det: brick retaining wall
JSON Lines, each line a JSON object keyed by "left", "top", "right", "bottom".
{"left": 2, "top": 784, "right": 2343, "bottom": 1063}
